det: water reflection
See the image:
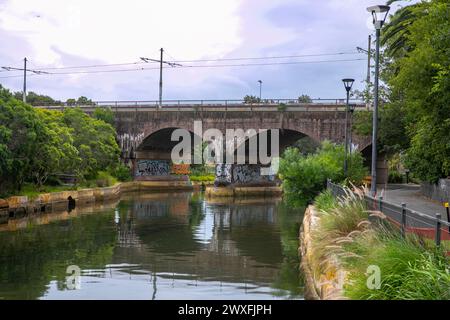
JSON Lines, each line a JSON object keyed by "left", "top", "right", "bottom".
{"left": 0, "top": 192, "right": 304, "bottom": 300}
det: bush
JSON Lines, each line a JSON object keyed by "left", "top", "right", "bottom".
{"left": 277, "top": 103, "right": 287, "bottom": 111}
{"left": 94, "top": 171, "right": 117, "bottom": 187}
{"left": 110, "top": 163, "right": 132, "bottom": 182}
{"left": 190, "top": 175, "right": 215, "bottom": 182}
{"left": 388, "top": 170, "right": 404, "bottom": 183}
{"left": 279, "top": 141, "right": 367, "bottom": 199}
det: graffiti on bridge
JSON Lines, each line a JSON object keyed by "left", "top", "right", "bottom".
{"left": 136, "top": 160, "right": 170, "bottom": 177}
{"left": 215, "top": 164, "right": 275, "bottom": 185}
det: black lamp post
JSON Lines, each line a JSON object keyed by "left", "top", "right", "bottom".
{"left": 342, "top": 78, "right": 355, "bottom": 177}
{"left": 367, "top": 4, "right": 390, "bottom": 196}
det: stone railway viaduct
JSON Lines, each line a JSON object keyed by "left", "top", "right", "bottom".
{"left": 39, "top": 103, "right": 374, "bottom": 184}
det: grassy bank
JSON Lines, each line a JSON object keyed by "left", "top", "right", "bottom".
{"left": 312, "top": 189, "right": 449, "bottom": 300}
{"left": 5, "top": 171, "right": 121, "bottom": 200}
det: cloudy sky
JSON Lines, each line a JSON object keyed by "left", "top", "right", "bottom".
{"left": 0, "top": 0, "right": 409, "bottom": 102}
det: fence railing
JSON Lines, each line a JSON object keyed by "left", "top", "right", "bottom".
{"left": 326, "top": 179, "right": 450, "bottom": 246}
{"left": 33, "top": 98, "right": 366, "bottom": 109}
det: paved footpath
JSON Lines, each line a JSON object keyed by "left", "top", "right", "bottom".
{"left": 379, "top": 184, "right": 449, "bottom": 223}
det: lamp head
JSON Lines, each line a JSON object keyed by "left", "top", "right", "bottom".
{"left": 367, "top": 5, "right": 390, "bottom": 29}
{"left": 342, "top": 78, "right": 355, "bottom": 92}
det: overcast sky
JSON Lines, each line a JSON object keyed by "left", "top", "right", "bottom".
{"left": 0, "top": 0, "right": 409, "bottom": 102}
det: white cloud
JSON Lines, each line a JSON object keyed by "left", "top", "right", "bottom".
{"left": 0, "top": 0, "right": 411, "bottom": 101}
{"left": 0, "top": 0, "right": 242, "bottom": 65}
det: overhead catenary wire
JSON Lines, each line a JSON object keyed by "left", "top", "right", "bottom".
{"left": 0, "top": 57, "right": 366, "bottom": 78}
{"left": 0, "top": 50, "right": 364, "bottom": 73}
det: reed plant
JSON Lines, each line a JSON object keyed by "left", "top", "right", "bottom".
{"left": 311, "top": 187, "right": 450, "bottom": 300}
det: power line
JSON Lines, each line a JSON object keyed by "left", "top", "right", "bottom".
{"left": 29, "top": 61, "right": 147, "bottom": 70}
{"left": 0, "top": 57, "right": 365, "bottom": 78}
{"left": 171, "top": 51, "right": 361, "bottom": 63}
{"left": 181, "top": 58, "right": 366, "bottom": 68}
{"left": 0, "top": 50, "right": 363, "bottom": 73}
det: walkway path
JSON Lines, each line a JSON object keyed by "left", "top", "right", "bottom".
{"left": 379, "top": 184, "right": 449, "bottom": 223}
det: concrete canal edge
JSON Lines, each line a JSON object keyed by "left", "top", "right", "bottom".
{"left": 0, "top": 180, "right": 195, "bottom": 223}
{"left": 205, "top": 185, "right": 283, "bottom": 198}
{"left": 299, "top": 205, "right": 348, "bottom": 300}
{"left": 0, "top": 181, "right": 279, "bottom": 223}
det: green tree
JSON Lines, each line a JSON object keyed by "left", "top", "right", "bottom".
{"left": 13, "top": 91, "right": 61, "bottom": 106}
{"left": 62, "top": 108, "right": 120, "bottom": 179}
{"left": 66, "top": 98, "right": 77, "bottom": 106}
{"left": 243, "top": 95, "right": 260, "bottom": 104}
{"left": 31, "top": 109, "right": 80, "bottom": 189}
{"left": 384, "top": 0, "right": 450, "bottom": 182}
{"left": 93, "top": 107, "right": 115, "bottom": 126}
{"left": 353, "top": 0, "right": 449, "bottom": 182}
{"left": 76, "top": 96, "right": 93, "bottom": 105}
{"left": 297, "top": 94, "right": 312, "bottom": 103}
{"left": 0, "top": 87, "right": 45, "bottom": 192}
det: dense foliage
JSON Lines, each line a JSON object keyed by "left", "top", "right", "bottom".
{"left": 279, "top": 141, "right": 367, "bottom": 199}
{"left": 353, "top": 0, "right": 449, "bottom": 182}
{"left": 0, "top": 85, "right": 126, "bottom": 196}
{"left": 14, "top": 91, "right": 61, "bottom": 106}
{"left": 297, "top": 94, "right": 312, "bottom": 103}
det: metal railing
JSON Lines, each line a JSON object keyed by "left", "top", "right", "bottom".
{"left": 33, "top": 98, "right": 366, "bottom": 109}
{"left": 326, "top": 179, "right": 450, "bottom": 246}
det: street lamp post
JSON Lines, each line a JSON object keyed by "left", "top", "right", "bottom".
{"left": 367, "top": 5, "right": 390, "bottom": 196}
{"left": 342, "top": 78, "right": 355, "bottom": 177}
{"left": 258, "top": 80, "right": 262, "bottom": 102}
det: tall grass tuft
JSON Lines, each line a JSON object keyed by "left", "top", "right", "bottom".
{"left": 343, "top": 229, "right": 450, "bottom": 300}
{"left": 314, "top": 190, "right": 336, "bottom": 212}
{"left": 312, "top": 187, "right": 450, "bottom": 300}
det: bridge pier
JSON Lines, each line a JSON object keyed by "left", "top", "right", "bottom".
{"left": 207, "top": 164, "right": 281, "bottom": 198}
{"left": 132, "top": 149, "right": 192, "bottom": 191}
{"left": 215, "top": 164, "right": 276, "bottom": 187}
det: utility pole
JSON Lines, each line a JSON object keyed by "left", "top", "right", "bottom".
{"left": 159, "top": 48, "right": 163, "bottom": 107}
{"left": 23, "top": 57, "right": 27, "bottom": 103}
{"left": 367, "top": 35, "right": 371, "bottom": 87}
{"left": 1, "top": 58, "right": 48, "bottom": 105}
{"left": 357, "top": 35, "right": 372, "bottom": 109}
{"left": 140, "top": 49, "right": 182, "bottom": 108}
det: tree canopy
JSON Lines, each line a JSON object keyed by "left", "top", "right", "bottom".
{"left": 354, "top": 0, "right": 449, "bottom": 182}
{"left": 0, "top": 85, "right": 121, "bottom": 195}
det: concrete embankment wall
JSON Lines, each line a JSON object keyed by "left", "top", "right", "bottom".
{"left": 0, "top": 180, "right": 194, "bottom": 224}
{"left": 205, "top": 186, "right": 282, "bottom": 198}
{"left": 299, "top": 205, "right": 347, "bottom": 300}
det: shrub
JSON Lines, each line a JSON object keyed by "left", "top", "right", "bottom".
{"left": 95, "top": 171, "right": 117, "bottom": 187}
{"left": 279, "top": 141, "right": 367, "bottom": 199}
{"left": 388, "top": 170, "right": 404, "bottom": 183}
{"left": 277, "top": 103, "right": 287, "bottom": 111}
{"left": 190, "top": 175, "right": 215, "bottom": 182}
{"left": 110, "top": 163, "right": 132, "bottom": 182}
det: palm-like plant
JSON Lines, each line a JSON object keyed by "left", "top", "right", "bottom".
{"left": 381, "top": 0, "right": 426, "bottom": 58}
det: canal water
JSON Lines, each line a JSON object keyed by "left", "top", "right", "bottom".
{"left": 0, "top": 192, "right": 304, "bottom": 300}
